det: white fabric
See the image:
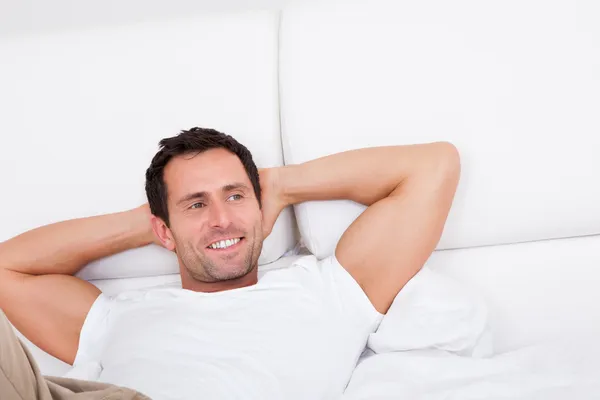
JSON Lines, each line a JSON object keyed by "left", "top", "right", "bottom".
{"left": 424, "top": 234, "right": 600, "bottom": 353}
{"left": 343, "top": 264, "right": 600, "bottom": 399}
{"left": 344, "top": 344, "right": 600, "bottom": 400}
{"left": 368, "top": 268, "right": 492, "bottom": 358}
{"left": 69, "top": 255, "right": 383, "bottom": 399}
{"left": 0, "top": 10, "right": 296, "bottom": 280}
{"left": 280, "top": 0, "right": 600, "bottom": 259}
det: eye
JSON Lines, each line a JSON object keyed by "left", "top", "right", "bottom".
{"left": 190, "top": 202, "right": 205, "bottom": 209}
{"left": 228, "top": 194, "right": 243, "bottom": 201}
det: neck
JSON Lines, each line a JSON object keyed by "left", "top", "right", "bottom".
{"left": 180, "top": 265, "right": 258, "bottom": 293}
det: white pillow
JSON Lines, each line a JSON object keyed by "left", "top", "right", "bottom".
{"left": 368, "top": 268, "right": 492, "bottom": 358}
{"left": 0, "top": 10, "right": 297, "bottom": 280}
{"left": 280, "top": 0, "right": 600, "bottom": 259}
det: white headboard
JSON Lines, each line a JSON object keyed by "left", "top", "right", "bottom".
{"left": 0, "top": 10, "right": 297, "bottom": 280}
{"left": 280, "top": 0, "right": 600, "bottom": 258}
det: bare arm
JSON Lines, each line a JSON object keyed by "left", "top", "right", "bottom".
{"left": 263, "top": 142, "right": 460, "bottom": 314}
{"left": 0, "top": 205, "right": 155, "bottom": 365}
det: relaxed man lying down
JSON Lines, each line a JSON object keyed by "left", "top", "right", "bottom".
{"left": 0, "top": 128, "right": 460, "bottom": 400}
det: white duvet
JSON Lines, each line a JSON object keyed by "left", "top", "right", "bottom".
{"left": 343, "top": 269, "right": 600, "bottom": 400}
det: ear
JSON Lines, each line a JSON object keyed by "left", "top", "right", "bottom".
{"left": 151, "top": 215, "right": 177, "bottom": 252}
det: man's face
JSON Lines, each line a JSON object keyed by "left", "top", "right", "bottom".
{"left": 160, "top": 148, "right": 263, "bottom": 283}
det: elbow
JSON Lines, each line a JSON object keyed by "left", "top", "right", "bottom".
{"left": 432, "top": 141, "right": 461, "bottom": 184}
{"left": 436, "top": 141, "right": 461, "bottom": 163}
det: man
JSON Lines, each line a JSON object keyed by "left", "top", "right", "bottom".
{"left": 0, "top": 127, "right": 460, "bottom": 399}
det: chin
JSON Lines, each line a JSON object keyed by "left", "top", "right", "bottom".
{"left": 210, "top": 264, "right": 253, "bottom": 281}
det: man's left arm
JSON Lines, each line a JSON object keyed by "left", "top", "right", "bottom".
{"left": 264, "top": 143, "right": 460, "bottom": 314}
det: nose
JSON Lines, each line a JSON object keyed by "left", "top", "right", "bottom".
{"left": 207, "top": 201, "right": 232, "bottom": 229}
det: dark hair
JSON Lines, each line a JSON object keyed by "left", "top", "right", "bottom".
{"left": 145, "top": 127, "right": 261, "bottom": 226}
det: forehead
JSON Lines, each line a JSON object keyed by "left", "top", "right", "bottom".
{"left": 163, "top": 148, "right": 251, "bottom": 200}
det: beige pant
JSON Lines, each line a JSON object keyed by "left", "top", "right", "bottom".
{"left": 0, "top": 310, "right": 149, "bottom": 400}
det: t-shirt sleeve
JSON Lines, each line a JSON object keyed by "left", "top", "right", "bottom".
{"left": 293, "top": 254, "right": 383, "bottom": 336}
{"left": 71, "top": 293, "right": 113, "bottom": 370}
{"left": 318, "top": 254, "right": 384, "bottom": 333}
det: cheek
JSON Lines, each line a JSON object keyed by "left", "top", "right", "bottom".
{"left": 171, "top": 217, "right": 207, "bottom": 242}
{"left": 238, "top": 204, "right": 262, "bottom": 226}
{"left": 229, "top": 209, "right": 260, "bottom": 235}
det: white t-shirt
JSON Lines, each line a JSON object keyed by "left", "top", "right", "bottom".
{"left": 70, "top": 255, "right": 383, "bottom": 400}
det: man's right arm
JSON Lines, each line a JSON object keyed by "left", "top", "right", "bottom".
{"left": 0, "top": 205, "right": 156, "bottom": 365}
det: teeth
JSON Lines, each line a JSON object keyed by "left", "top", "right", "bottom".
{"left": 209, "top": 238, "right": 240, "bottom": 249}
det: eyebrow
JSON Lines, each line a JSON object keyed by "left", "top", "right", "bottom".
{"left": 176, "top": 182, "right": 251, "bottom": 207}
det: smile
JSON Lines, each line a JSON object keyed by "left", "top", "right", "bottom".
{"left": 207, "top": 237, "right": 243, "bottom": 250}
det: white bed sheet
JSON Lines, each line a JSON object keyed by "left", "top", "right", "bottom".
{"left": 344, "top": 267, "right": 600, "bottom": 399}
{"left": 344, "top": 341, "right": 600, "bottom": 400}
